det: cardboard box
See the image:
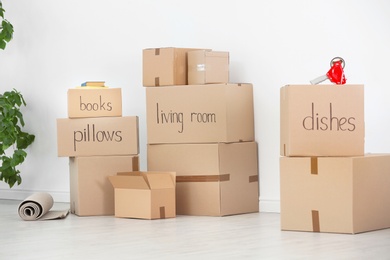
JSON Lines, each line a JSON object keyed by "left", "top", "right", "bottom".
{"left": 108, "top": 171, "right": 176, "bottom": 219}
{"left": 69, "top": 155, "right": 139, "bottom": 216}
{"left": 146, "top": 83, "right": 254, "bottom": 144}
{"left": 280, "top": 84, "right": 364, "bottom": 157}
{"left": 142, "top": 47, "right": 209, "bottom": 87}
{"left": 280, "top": 154, "right": 390, "bottom": 234}
{"left": 147, "top": 142, "right": 259, "bottom": 216}
{"left": 188, "top": 50, "right": 229, "bottom": 85}
{"left": 67, "top": 88, "right": 122, "bottom": 118}
{"left": 57, "top": 116, "right": 139, "bottom": 157}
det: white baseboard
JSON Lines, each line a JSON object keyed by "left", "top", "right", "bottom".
{"left": 0, "top": 189, "right": 70, "bottom": 203}
{"left": 1, "top": 190, "right": 280, "bottom": 213}
{"left": 259, "top": 198, "right": 280, "bottom": 213}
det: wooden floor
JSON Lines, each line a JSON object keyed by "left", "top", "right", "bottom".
{"left": 2, "top": 199, "right": 390, "bottom": 259}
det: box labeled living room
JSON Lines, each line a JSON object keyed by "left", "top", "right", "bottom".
{"left": 146, "top": 83, "right": 254, "bottom": 144}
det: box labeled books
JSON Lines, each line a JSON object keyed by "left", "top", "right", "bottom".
{"left": 67, "top": 88, "right": 122, "bottom": 118}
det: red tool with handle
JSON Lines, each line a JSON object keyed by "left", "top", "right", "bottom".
{"left": 310, "top": 57, "right": 346, "bottom": 85}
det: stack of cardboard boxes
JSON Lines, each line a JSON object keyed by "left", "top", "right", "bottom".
{"left": 56, "top": 85, "right": 139, "bottom": 216}
{"left": 280, "top": 84, "right": 390, "bottom": 234}
{"left": 143, "top": 47, "right": 260, "bottom": 216}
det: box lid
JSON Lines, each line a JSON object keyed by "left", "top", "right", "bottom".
{"left": 111, "top": 171, "right": 175, "bottom": 190}
{"left": 145, "top": 172, "right": 175, "bottom": 189}
{"left": 108, "top": 175, "right": 149, "bottom": 190}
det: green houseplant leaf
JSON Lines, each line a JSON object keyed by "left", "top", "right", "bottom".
{"left": 0, "top": 89, "right": 35, "bottom": 188}
{"left": 0, "top": 1, "right": 13, "bottom": 50}
{"left": 0, "top": 2, "right": 35, "bottom": 188}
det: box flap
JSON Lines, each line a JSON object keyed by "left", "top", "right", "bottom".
{"left": 115, "top": 171, "right": 175, "bottom": 189}
{"left": 108, "top": 175, "right": 149, "bottom": 190}
{"left": 117, "top": 171, "right": 141, "bottom": 177}
{"left": 145, "top": 172, "right": 175, "bottom": 189}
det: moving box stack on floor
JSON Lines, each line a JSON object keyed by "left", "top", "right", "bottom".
{"left": 143, "top": 47, "right": 260, "bottom": 216}
{"left": 279, "top": 84, "right": 390, "bottom": 234}
{"left": 56, "top": 82, "right": 140, "bottom": 216}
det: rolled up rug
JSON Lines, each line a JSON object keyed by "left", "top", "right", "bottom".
{"left": 18, "top": 192, "right": 69, "bottom": 221}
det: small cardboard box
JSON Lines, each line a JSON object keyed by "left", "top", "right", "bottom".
{"left": 147, "top": 142, "right": 259, "bottom": 216}
{"left": 69, "top": 155, "right": 139, "bottom": 216}
{"left": 108, "top": 171, "right": 176, "bottom": 219}
{"left": 146, "top": 83, "right": 254, "bottom": 144}
{"left": 280, "top": 154, "right": 390, "bottom": 234}
{"left": 57, "top": 116, "right": 139, "bottom": 157}
{"left": 188, "top": 50, "right": 229, "bottom": 85}
{"left": 67, "top": 88, "right": 122, "bottom": 118}
{"left": 280, "top": 84, "right": 364, "bottom": 157}
{"left": 142, "top": 47, "right": 209, "bottom": 87}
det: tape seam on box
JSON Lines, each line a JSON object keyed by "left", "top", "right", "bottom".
{"left": 311, "top": 157, "right": 318, "bottom": 175}
{"left": 312, "top": 210, "right": 320, "bottom": 232}
{"left": 176, "top": 174, "right": 230, "bottom": 183}
{"left": 249, "top": 175, "right": 258, "bottom": 183}
{"left": 160, "top": 206, "right": 165, "bottom": 219}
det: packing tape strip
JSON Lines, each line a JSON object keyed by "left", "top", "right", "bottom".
{"left": 312, "top": 210, "right": 320, "bottom": 232}
{"left": 249, "top": 175, "right": 259, "bottom": 183}
{"left": 196, "top": 64, "right": 206, "bottom": 71}
{"left": 176, "top": 174, "right": 230, "bottom": 182}
{"left": 155, "top": 77, "right": 160, "bottom": 86}
{"left": 160, "top": 206, "right": 166, "bottom": 219}
{"left": 311, "top": 157, "right": 318, "bottom": 175}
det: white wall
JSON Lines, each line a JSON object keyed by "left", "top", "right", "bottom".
{"left": 1, "top": 0, "right": 390, "bottom": 212}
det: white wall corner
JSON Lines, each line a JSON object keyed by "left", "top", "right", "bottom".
{"left": 260, "top": 197, "right": 280, "bottom": 213}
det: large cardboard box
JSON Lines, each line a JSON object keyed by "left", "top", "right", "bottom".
{"left": 143, "top": 47, "right": 209, "bottom": 87}
{"left": 57, "top": 116, "right": 139, "bottom": 157}
{"left": 146, "top": 83, "right": 254, "bottom": 144}
{"left": 108, "top": 171, "right": 176, "bottom": 219}
{"left": 188, "top": 50, "right": 229, "bottom": 85}
{"left": 147, "top": 142, "right": 259, "bottom": 216}
{"left": 69, "top": 155, "right": 139, "bottom": 216}
{"left": 280, "top": 84, "right": 364, "bottom": 157}
{"left": 68, "top": 88, "right": 122, "bottom": 118}
{"left": 280, "top": 154, "right": 390, "bottom": 234}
